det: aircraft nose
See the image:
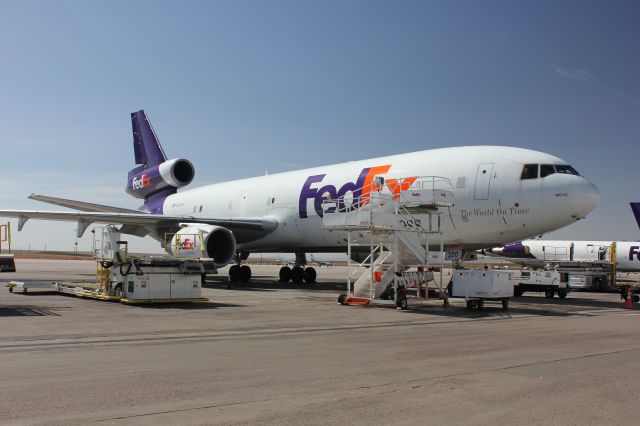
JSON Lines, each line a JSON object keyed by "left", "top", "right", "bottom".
{"left": 571, "top": 179, "right": 600, "bottom": 218}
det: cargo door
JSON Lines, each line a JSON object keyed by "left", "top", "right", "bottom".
{"left": 474, "top": 163, "right": 494, "bottom": 200}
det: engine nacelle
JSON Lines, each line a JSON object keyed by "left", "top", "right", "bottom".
{"left": 167, "top": 224, "right": 236, "bottom": 266}
{"left": 489, "top": 242, "right": 531, "bottom": 257}
{"left": 126, "top": 158, "right": 195, "bottom": 199}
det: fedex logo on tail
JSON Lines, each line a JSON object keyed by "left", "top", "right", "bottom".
{"left": 299, "top": 165, "right": 418, "bottom": 218}
{"left": 132, "top": 174, "right": 152, "bottom": 190}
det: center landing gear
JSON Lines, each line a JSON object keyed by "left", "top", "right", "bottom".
{"left": 278, "top": 252, "right": 316, "bottom": 284}
{"left": 229, "top": 252, "right": 252, "bottom": 285}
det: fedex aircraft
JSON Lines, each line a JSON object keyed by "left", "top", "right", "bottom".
{"left": 0, "top": 110, "right": 600, "bottom": 283}
{"left": 487, "top": 203, "right": 640, "bottom": 272}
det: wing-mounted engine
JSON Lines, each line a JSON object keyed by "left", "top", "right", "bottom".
{"left": 167, "top": 224, "right": 236, "bottom": 266}
{"left": 126, "top": 158, "right": 195, "bottom": 200}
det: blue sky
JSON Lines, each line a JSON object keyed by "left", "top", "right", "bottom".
{"left": 1, "top": 0, "right": 639, "bottom": 252}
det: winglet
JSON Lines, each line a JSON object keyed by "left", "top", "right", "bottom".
{"left": 631, "top": 202, "right": 640, "bottom": 229}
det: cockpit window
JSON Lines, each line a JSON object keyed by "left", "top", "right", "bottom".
{"left": 555, "top": 165, "right": 580, "bottom": 175}
{"left": 540, "top": 164, "right": 555, "bottom": 178}
{"left": 520, "top": 164, "right": 538, "bottom": 180}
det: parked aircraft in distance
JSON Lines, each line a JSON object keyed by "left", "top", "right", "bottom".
{"left": 309, "top": 254, "right": 333, "bottom": 267}
{"left": 0, "top": 110, "right": 600, "bottom": 284}
{"left": 487, "top": 202, "right": 640, "bottom": 272}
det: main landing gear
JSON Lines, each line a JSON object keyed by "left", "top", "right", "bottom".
{"left": 229, "top": 252, "right": 252, "bottom": 285}
{"left": 279, "top": 252, "right": 316, "bottom": 284}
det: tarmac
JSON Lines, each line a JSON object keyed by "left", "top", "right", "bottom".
{"left": 1, "top": 259, "right": 640, "bottom": 425}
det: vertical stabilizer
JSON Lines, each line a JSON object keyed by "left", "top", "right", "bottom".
{"left": 631, "top": 203, "right": 640, "bottom": 229}
{"left": 131, "top": 110, "right": 167, "bottom": 166}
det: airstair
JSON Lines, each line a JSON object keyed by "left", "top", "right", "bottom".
{"left": 322, "top": 176, "right": 454, "bottom": 309}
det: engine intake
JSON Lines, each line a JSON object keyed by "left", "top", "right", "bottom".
{"left": 159, "top": 158, "right": 195, "bottom": 188}
{"left": 168, "top": 224, "right": 236, "bottom": 266}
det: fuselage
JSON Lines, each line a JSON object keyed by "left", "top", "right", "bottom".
{"left": 161, "top": 146, "right": 599, "bottom": 253}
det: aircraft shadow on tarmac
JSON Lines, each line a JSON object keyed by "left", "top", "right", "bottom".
{"left": 514, "top": 294, "right": 627, "bottom": 311}
{"left": 0, "top": 305, "right": 59, "bottom": 317}
{"left": 204, "top": 276, "right": 346, "bottom": 293}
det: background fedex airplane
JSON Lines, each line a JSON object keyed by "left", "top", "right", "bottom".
{"left": 487, "top": 202, "right": 640, "bottom": 272}
{"left": 0, "top": 110, "right": 600, "bottom": 283}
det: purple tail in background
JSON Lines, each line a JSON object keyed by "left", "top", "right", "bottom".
{"left": 125, "top": 110, "right": 195, "bottom": 214}
{"left": 631, "top": 202, "right": 640, "bottom": 229}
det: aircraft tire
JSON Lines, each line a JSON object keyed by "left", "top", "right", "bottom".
{"left": 338, "top": 293, "right": 347, "bottom": 305}
{"left": 229, "top": 265, "right": 241, "bottom": 282}
{"left": 279, "top": 266, "right": 292, "bottom": 282}
{"left": 291, "top": 266, "right": 304, "bottom": 284}
{"left": 558, "top": 289, "right": 568, "bottom": 299}
{"left": 303, "top": 267, "right": 317, "bottom": 283}
{"left": 240, "top": 265, "right": 252, "bottom": 282}
{"left": 502, "top": 298, "right": 509, "bottom": 309}
{"left": 545, "top": 290, "right": 555, "bottom": 298}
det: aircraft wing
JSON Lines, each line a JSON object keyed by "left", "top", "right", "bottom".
{"left": 28, "top": 194, "right": 141, "bottom": 213}
{"left": 0, "top": 210, "right": 278, "bottom": 244}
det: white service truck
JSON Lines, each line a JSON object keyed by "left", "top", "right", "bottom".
{"left": 514, "top": 269, "right": 569, "bottom": 299}
{"left": 449, "top": 269, "right": 513, "bottom": 310}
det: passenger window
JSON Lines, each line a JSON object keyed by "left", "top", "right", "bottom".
{"left": 556, "top": 165, "right": 580, "bottom": 175}
{"left": 540, "top": 164, "right": 555, "bottom": 178}
{"left": 520, "top": 164, "right": 538, "bottom": 180}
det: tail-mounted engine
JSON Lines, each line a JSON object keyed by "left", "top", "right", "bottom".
{"left": 166, "top": 224, "right": 236, "bottom": 266}
{"left": 126, "top": 158, "right": 195, "bottom": 199}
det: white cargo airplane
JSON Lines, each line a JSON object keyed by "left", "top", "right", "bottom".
{"left": 487, "top": 203, "right": 640, "bottom": 272}
{"left": 0, "top": 110, "right": 600, "bottom": 284}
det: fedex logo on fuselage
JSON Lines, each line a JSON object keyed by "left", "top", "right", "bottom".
{"left": 132, "top": 174, "right": 152, "bottom": 191}
{"left": 630, "top": 246, "right": 640, "bottom": 261}
{"left": 298, "top": 165, "right": 418, "bottom": 218}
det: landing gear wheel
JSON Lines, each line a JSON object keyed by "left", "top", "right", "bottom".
{"left": 291, "top": 266, "right": 304, "bottom": 284}
{"left": 466, "top": 300, "right": 474, "bottom": 310}
{"left": 396, "top": 297, "right": 408, "bottom": 310}
{"left": 477, "top": 299, "right": 484, "bottom": 310}
{"left": 558, "top": 289, "right": 568, "bottom": 299}
{"left": 514, "top": 286, "right": 524, "bottom": 297}
{"left": 502, "top": 298, "right": 509, "bottom": 310}
{"left": 229, "top": 264, "right": 241, "bottom": 282}
{"left": 545, "top": 290, "right": 555, "bottom": 299}
{"left": 279, "top": 266, "right": 292, "bottom": 282}
{"left": 240, "top": 265, "right": 252, "bottom": 283}
{"left": 303, "top": 267, "right": 317, "bottom": 283}
{"left": 338, "top": 293, "right": 347, "bottom": 305}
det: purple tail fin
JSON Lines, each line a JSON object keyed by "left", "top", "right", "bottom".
{"left": 131, "top": 110, "right": 167, "bottom": 167}
{"left": 631, "top": 203, "right": 640, "bottom": 229}
{"left": 126, "top": 110, "right": 195, "bottom": 213}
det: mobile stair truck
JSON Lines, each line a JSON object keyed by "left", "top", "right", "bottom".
{"left": 322, "top": 176, "right": 454, "bottom": 310}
